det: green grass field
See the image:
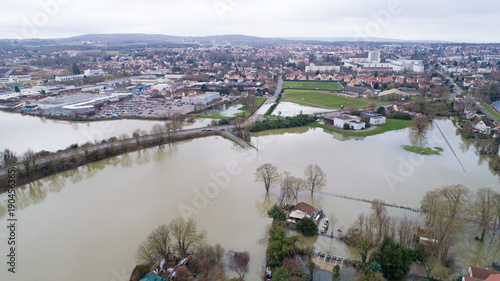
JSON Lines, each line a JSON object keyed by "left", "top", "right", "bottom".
{"left": 402, "top": 145, "right": 442, "bottom": 155}
{"left": 479, "top": 100, "right": 500, "bottom": 121}
{"left": 284, "top": 89, "right": 368, "bottom": 108}
{"left": 308, "top": 118, "right": 411, "bottom": 137}
{"left": 283, "top": 80, "right": 343, "bottom": 91}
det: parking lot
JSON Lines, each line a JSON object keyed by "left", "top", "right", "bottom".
{"left": 95, "top": 95, "right": 195, "bottom": 119}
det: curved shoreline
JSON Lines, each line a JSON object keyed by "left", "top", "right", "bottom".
{"left": 0, "top": 130, "right": 228, "bottom": 192}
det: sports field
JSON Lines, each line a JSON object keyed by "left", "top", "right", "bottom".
{"left": 283, "top": 80, "right": 343, "bottom": 91}
{"left": 283, "top": 89, "right": 368, "bottom": 108}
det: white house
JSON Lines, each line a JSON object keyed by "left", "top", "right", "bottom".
{"left": 472, "top": 118, "right": 491, "bottom": 134}
{"left": 349, "top": 120, "right": 366, "bottom": 130}
{"left": 332, "top": 115, "right": 366, "bottom": 130}
{"left": 370, "top": 116, "right": 386, "bottom": 125}
{"left": 333, "top": 115, "right": 353, "bottom": 128}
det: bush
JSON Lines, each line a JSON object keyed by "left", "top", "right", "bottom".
{"left": 297, "top": 218, "right": 318, "bottom": 236}
{"left": 129, "top": 264, "right": 148, "bottom": 281}
{"left": 392, "top": 112, "right": 412, "bottom": 120}
{"left": 343, "top": 123, "right": 350, "bottom": 130}
{"left": 250, "top": 114, "right": 315, "bottom": 132}
{"left": 265, "top": 94, "right": 282, "bottom": 115}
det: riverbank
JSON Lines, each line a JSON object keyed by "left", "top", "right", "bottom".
{"left": 0, "top": 131, "right": 223, "bottom": 192}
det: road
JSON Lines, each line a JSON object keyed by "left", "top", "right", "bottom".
{"left": 245, "top": 75, "right": 283, "bottom": 125}
{"left": 0, "top": 124, "right": 252, "bottom": 178}
{"left": 1, "top": 73, "right": 285, "bottom": 180}
{"left": 442, "top": 71, "right": 499, "bottom": 124}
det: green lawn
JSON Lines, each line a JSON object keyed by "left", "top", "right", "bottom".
{"left": 284, "top": 89, "right": 369, "bottom": 108}
{"left": 283, "top": 80, "right": 343, "bottom": 91}
{"left": 402, "top": 145, "right": 442, "bottom": 155}
{"left": 308, "top": 118, "right": 411, "bottom": 137}
{"left": 479, "top": 100, "right": 500, "bottom": 121}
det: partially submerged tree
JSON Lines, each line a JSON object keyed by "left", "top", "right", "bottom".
{"left": 255, "top": 163, "right": 280, "bottom": 192}
{"left": 410, "top": 115, "right": 431, "bottom": 134}
{"left": 169, "top": 216, "right": 207, "bottom": 256}
{"left": 471, "top": 188, "right": 497, "bottom": 242}
{"left": 135, "top": 224, "right": 171, "bottom": 264}
{"left": 304, "top": 164, "right": 327, "bottom": 195}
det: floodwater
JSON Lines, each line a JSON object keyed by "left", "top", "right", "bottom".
{"left": 0, "top": 111, "right": 213, "bottom": 154}
{"left": 273, "top": 101, "right": 335, "bottom": 117}
{"left": 219, "top": 104, "right": 244, "bottom": 117}
{"left": 0, "top": 118, "right": 499, "bottom": 280}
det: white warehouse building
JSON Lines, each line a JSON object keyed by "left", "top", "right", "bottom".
{"left": 182, "top": 92, "right": 220, "bottom": 105}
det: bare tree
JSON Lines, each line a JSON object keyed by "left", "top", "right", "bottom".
{"left": 132, "top": 129, "right": 142, "bottom": 146}
{"left": 119, "top": 133, "right": 129, "bottom": 149}
{"left": 254, "top": 163, "right": 279, "bottom": 192}
{"left": 231, "top": 116, "right": 246, "bottom": 129}
{"left": 410, "top": 115, "right": 431, "bottom": 134}
{"left": 304, "top": 164, "right": 327, "bottom": 195}
{"left": 22, "top": 148, "right": 36, "bottom": 178}
{"left": 211, "top": 119, "right": 218, "bottom": 128}
{"left": 422, "top": 185, "right": 469, "bottom": 259}
{"left": 371, "top": 199, "right": 388, "bottom": 242}
{"left": 287, "top": 176, "right": 305, "bottom": 200}
{"left": 171, "top": 113, "right": 185, "bottom": 133}
{"left": 135, "top": 224, "right": 172, "bottom": 264}
{"left": 151, "top": 124, "right": 165, "bottom": 145}
{"left": 472, "top": 188, "right": 497, "bottom": 242}
{"left": 136, "top": 240, "right": 157, "bottom": 264}
{"left": 169, "top": 217, "right": 207, "bottom": 257}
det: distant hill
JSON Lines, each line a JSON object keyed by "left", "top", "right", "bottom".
{"left": 0, "top": 33, "right": 452, "bottom": 48}
{"left": 283, "top": 36, "right": 450, "bottom": 43}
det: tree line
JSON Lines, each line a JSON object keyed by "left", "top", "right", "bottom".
{"left": 254, "top": 163, "right": 327, "bottom": 196}
{"left": 250, "top": 114, "right": 315, "bottom": 132}
{"left": 340, "top": 184, "right": 500, "bottom": 281}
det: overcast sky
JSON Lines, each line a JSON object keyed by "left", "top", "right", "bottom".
{"left": 2, "top": 0, "right": 499, "bottom": 42}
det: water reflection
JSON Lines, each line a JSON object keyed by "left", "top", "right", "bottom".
{"left": 27, "top": 181, "right": 48, "bottom": 205}
{"left": 408, "top": 131, "right": 428, "bottom": 147}
{"left": 135, "top": 149, "right": 151, "bottom": 166}
{"left": 255, "top": 192, "right": 276, "bottom": 218}
{"left": 459, "top": 140, "right": 472, "bottom": 153}
{"left": 120, "top": 153, "right": 133, "bottom": 169}
{"left": 251, "top": 126, "right": 310, "bottom": 138}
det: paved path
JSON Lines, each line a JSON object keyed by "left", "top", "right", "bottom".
{"left": 220, "top": 130, "right": 251, "bottom": 148}
{"left": 0, "top": 124, "right": 255, "bottom": 179}
{"left": 245, "top": 75, "right": 283, "bottom": 125}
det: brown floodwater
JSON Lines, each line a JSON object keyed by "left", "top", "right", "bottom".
{"left": 0, "top": 118, "right": 499, "bottom": 280}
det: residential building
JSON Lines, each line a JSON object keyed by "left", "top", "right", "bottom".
{"left": 462, "top": 266, "right": 500, "bottom": 281}
{"left": 472, "top": 118, "right": 491, "bottom": 133}
{"left": 368, "top": 51, "right": 381, "bottom": 63}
